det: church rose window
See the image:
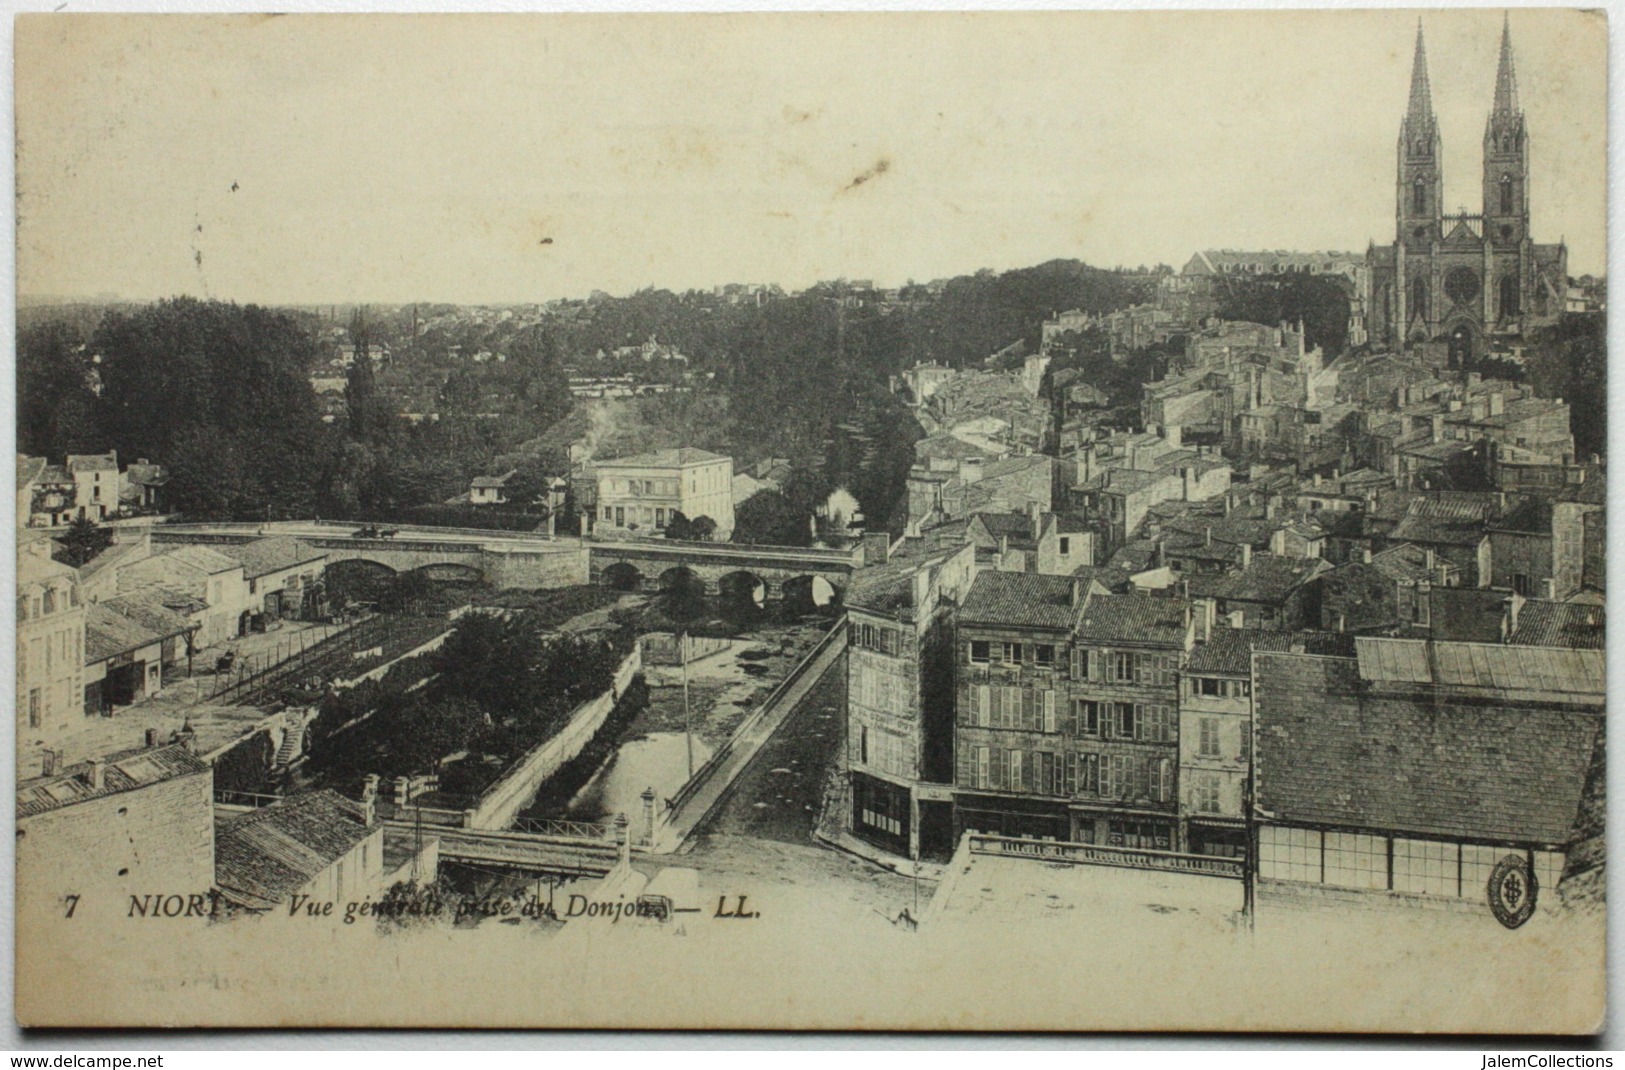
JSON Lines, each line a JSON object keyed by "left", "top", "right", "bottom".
{"left": 1444, "top": 267, "right": 1481, "bottom": 307}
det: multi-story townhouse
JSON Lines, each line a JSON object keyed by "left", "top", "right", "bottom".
{"left": 594, "top": 448, "right": 735, "bottom": 539}
{"left": 845, "top": 539, "right": 978, "bottom": 860}
{"left": 1066, "top": 592, "right": 1194, "bottom": 849}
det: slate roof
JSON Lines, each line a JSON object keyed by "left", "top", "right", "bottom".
{"left": 1506, "top": 600, "right": 1605, "bottom": 651}
{"left": 1073, "top": 591, "right": 1189, "bottom": 646}
{"left": 596, "top": 447, "right": 727, "bottom": 469}
{"left": 958, "top": 571, "right": 1077, "bottom": 631}
{"left": 17, "top": 743, "right": 208, "bottom": 819}
{"left": 217, "top": 536, "right": 327, "bottom": 580}
{"left": 215, "top": 789, "right": 376, "bottom": 910}
{"left": 1255, "top": 650, "right": 1599, "bottom": 845}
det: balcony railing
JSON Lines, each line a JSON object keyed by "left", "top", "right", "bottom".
{"left": 965, "top": 832, "right": 1244, "bottom": 880}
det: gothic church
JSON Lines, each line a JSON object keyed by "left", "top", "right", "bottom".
{"left": 1366, "top": 18, "right": 1567, "bottom": 364}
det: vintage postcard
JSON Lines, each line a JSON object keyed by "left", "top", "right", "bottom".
{"left": 12, "top": 9, "right": 1607, "bottom": 1032}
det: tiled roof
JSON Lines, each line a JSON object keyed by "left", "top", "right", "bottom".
{"left": 215, "top": 789, "right": 376, "bottom": 910}
{"left": 1507, "top": 600, "right": 1605, "bottom": 651}
{"left": 17, "top": 744, "right": 208, "bottom": 818}
{"left": 846, "top": 544, "right": 962, "bottom": 618}
{"left": 162, "top": 545, "right": 243, "bottom": 575}
{"left": 66, "top": 452, "right": 117, "bottom": 473}
{"left": 1368, "top": 543, "right": 1441, "bottom": 583}
{"left": 86, "top": 602, "right": 176, "bottom": 663}
{"left": 1187, "top": 627, "right": 1354, "bottom": 674}
{"left": 1255, "top": 651, "right": 1599, "bottom": 845}
{"left": 1487, "top": 496, "right": 1553, "bottom": 535}
{"left": 217, "top": 536, "right": 327, "bottom": 580}
{"left": 470, "top": 469, "right": 517, "bottom": 489}
{"left": 959, "top": 571, "right": 1077, "bottom": 631}
{"left": 16, "top": 455, "right": 45, "bottom": 490}
{"left": 596, "top": 447, "right": 727, "bottom": 468}
{"left": 100, "top": 591, "right": 196, "bottom": 642}
{"left": 1073, "top": 591, "right": 1188, "bottom": 646}
{"left": 1183, "top": 553, "right": 1326, "bottom": 604}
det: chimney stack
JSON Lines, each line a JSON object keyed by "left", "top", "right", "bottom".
{"left": 86, "top": 758, "right": 106, "bottom": 791}
{"left": 1543, "top": 578, "right": 1557, "bottom": 600}
{"left": 862, "top": 530, "right": 891, "bottom": 566}
{"left": 144, "top": 728, "right": 161, "bottom": 749}
{"left": 1362, "top": 548, "right": 1373, "bottom": 565}
{"left": 1489, "top": 392, "right": 1505, "bottom": 416}
{"left": 1204, "top": 526, "right": 1213, "bottom": 549}
{"left": 360, "top": 774, "right": 380, "bottom": 826}
{"left": 41, "top": 750, "right": 59, "bottom": 778}
{"left": 1240, "top": 543, "right": 1252, "bottom": 569}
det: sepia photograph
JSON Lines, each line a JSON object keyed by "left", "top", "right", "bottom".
{"left": 9, "top": 7, "right": 1609, "bottom": 1034}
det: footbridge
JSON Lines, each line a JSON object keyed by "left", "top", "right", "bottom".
{"left": 408, "top": 823, "right": 624, "bottom": 877}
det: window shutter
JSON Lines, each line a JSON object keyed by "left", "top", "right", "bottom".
{"left": 1021, "top": 688, "right": 1036, "bottom": 728}
{"left": 1042, "top": 690, "right": 1057, "bottom": 733}
{"left": 956, "top": 743, "right": 972, "bottom": 787}
{"left": 991, "top": 748, "right": 1006, "bottom": 790}
{"left": 976, "top": 746, "right": 990, "bottom": 789}
{"left": 1062, "top": 752, "right": 1076, "bottom": 795}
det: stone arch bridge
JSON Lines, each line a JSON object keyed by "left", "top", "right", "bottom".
{"left": 147, "top": 524, "right": 860, "bottom": 601}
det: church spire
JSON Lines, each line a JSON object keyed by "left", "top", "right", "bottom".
{"left": 1407, "top": 21, "right": 1436, "bottom": 128}
{"left": 1492, "top": 13, "right": 1520, "bottom": 115}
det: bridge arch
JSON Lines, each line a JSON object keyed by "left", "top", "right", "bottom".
{"left": 657, "top": 566, "right": 707, "bottom": 621}
{"left": 717, "top": 570, "right": 767, "bottom": 618}
{"left": 782, "top": 574, "right": 839, "bottom": 615}
{"left": 325, "top": 557, "right": 397, "bottom": 607}
{"left": 413, "top": 562, "right": 484, "bottom": 584}
{"left": 600, "top": 561, "right": 644, "bottom": 592}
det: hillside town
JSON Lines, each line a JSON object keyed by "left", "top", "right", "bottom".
{"left": 13, "top": 15, "right": 1604, "bottom": 960}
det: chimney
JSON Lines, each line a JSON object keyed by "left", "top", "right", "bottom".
{"left": 1029, "top": 500, "right": 1043, "bottom": 536}
{"left": 862, "top": 530, "right": 891, "bottom": 566}
{"left": 1507, "top": 591, "right": 1524, "bottom": 635}
{"left": 41, "top": 750, "right": 59, "bottom": 777}
{"left": 1204, "top": 526, "right": 1213, "bottom": 548}
{"left": 1543, "top": 578, "right": 1556, "bottom": 600}
{"left": 999, "top": 534, "right": 1010, "bottom": 562}
{"left": 144, "top": 728, "right": 161, "bottom": 748}
{"left": 1489, "top": 392, "right": 1505, "bottom": 416}
{"left": 1227, "top": 609, "right": 1246, "bottom": 629}
{"left": 1240, "top": 543, "right": 1252, "bottom": 569}
{"left": 1361, "top": 548, "right": 1373, "bottom": 565}
{"left": 1336, "top": 613, "right": 1347, "bottom": 633}
{"left": 1423, "top": 547, "right": 1435, "bottom": 570}
{"left": 1313, "top": 472, "right": 1322, "bottom": 488}
{"left": 360, "top": 774, "right": 380, "bottom": 827}
{"left": 1264, "top": 497, "right": 1276, "bottom": 520}
{"left": 1165, "top": 423, "right": 1181, "bottom": 448}
{"left": 1430, "top": 414, "right": 1444, "bottom": 443}
{"left": 1436, "top": 564, "right": 1452, "bottom": 588}
{"left": 86, "top": 759, "right": 107, "bottom": 791}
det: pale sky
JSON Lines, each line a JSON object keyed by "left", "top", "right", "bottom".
{"left": 14, "top": 8, "right": 1608, "bottom": 305}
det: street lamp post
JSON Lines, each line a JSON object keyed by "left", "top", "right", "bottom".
{"left": 682, "top": 630, "right": 694, "bottom": 779}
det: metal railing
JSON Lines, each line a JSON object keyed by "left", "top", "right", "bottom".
{"left": 966, "top": 833, "right": 1245, "bottom": 880}
{"left": 663, "top": 618, "right": 847, "bottom": 821}
{"left": 213, "top": 789, "right": 282, "bottom": 808}
{"left": 510, "top": 816, "right": 617, "bottom": 842}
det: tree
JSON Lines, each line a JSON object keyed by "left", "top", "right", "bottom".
{"left": 397, "top": 694, "right": 487, "bottom": 775}
{"left": 664, "top": 510, "right": 694, "bottom": 540}
{"left": 53, "top": 517, "right": 113, "bottom": 568}
{"left": 688, "top": 515, "right": 717, "bottom": 541}
{"left": 17, "top": 321, "right": 100, "bottom": 460}
{"left": 732, "top": 490, "right": 811, "bottom": 547}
